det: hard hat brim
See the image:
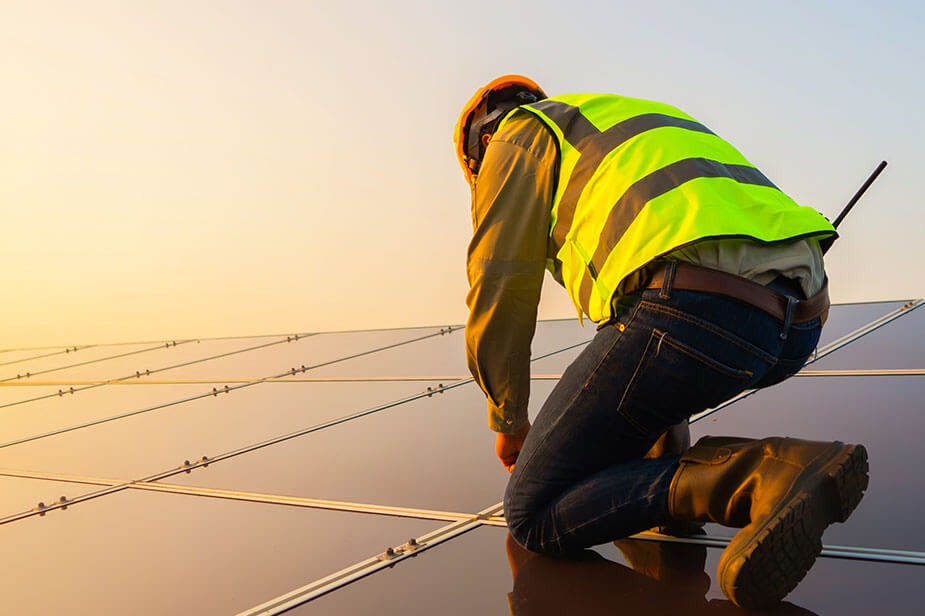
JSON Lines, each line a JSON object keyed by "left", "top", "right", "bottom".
{"left": 454, "top": 75, "right": 546, "bottom": 186}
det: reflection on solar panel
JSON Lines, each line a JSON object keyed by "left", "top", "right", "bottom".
{"left": 1, "top": 300, "right": 922, "bottom": 614}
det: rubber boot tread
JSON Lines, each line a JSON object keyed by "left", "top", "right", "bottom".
{"left": 721, "top": 444, "right": 869, "bottom": 609}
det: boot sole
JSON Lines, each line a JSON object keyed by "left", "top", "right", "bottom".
{"left": 719, "top": 443, "right": 869, "bottom": 609}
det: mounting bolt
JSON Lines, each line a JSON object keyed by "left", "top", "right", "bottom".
{"left": 378, "top": 546, "right": 402, "bottom": 561}
{"left": 198, "top": 456, "right": 210, "bottom": 468}
{"left": 212, "top": 388, "right": 218, "bottom": 396}
{"left": 183, "top": 460, "right": 192, "bottom": 473}
{"left": 34, "top": 502, "right": 47, "bottom": 516}
{"left": 398, "top": 538, "right": 421, "bottom": 553}
{"left": 57, "top": 496, "right": 68, "bottom": 511}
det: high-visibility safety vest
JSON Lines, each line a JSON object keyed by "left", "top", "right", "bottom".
{"left": 495, "top": 93, "right": 837, "bottom": 323}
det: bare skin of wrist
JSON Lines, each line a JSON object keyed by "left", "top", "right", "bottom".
{"left": 495, "top": 421, "right": 531, "bottom": 472}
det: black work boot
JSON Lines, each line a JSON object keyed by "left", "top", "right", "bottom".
{"left": 668, "top": 436, "right": 869, "bottom": 609}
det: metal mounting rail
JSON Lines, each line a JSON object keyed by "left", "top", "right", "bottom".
{"left": 0, "top": 335, "right": 317, "bottom": 410}
{"left": 6, "top": 367, "right": 922, "bottom": 387}
{"left": 3, "top": 301, "right": 920, "bottom": 608}
{"left": 0, "top": 327, "right": 459, "bottom": 450}
{"left": 0, "top": 346, "right": 97, "bottom": 368}
{"left": 792, "top": 369, "right": 925, "bottom": 377}
{"left": 0, "top": 332, "right": 316, "bottom": 354}
{"left": 690, "top": 298, "right": 924, "bottom": 423}
{"left": 631, "top": 531, "right": 925, "bottom": 565}
{"left": 0, "top": 340, "right": 197, "bottom": 383}
{"left": 9, "top": 466, "right": 918, "bottom": 569}
{"left": 2, "top": 302, "right": 919, "bottom": 521}
{"left": 236, "top": 507, "right": 925, "bottom": 615}
{"left": 234, "top": 300, "right": 925, "bottom": 613}
{"left": 0, "top": 323, "right": 464, "bottom": 354}
{"left": 0, "top": 469, "right": 507, "bottom": 525}
{"left": 532, "top": 369, "right": 925, "bottom": 380}
{"left": 0, "top": 337, "right": 588, "bottom": 525}
{"left": 3, "top": 297, "right": 911, "bottom": 355}
{"left": 236, "top": 503, "right": 505, "bottom": 615}
{"left": 12, "top": 298, "right": 919, "bottom": 391}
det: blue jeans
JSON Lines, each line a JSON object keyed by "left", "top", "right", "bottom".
{"left": 504, "top": 275, "right": 822, "bottom": 555}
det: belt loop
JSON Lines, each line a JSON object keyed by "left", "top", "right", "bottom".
{"left": 659, "top": 262, "right": 676, "bottom": 300}
{"left": 780, "top": 296, "right": 798, "bottom": 341}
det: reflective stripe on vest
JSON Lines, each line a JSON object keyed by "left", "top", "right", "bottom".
{"left": 497, "top": 93, "right": 836, "bottom": 323}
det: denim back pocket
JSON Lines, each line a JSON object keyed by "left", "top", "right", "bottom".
{"left": 616, "top": 328, "right": 754, "bottom": 437}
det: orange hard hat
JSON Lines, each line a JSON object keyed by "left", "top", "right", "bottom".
{"left": 453, "top": 75, "right": 546, "bottom": 187}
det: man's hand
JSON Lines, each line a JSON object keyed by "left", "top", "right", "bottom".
{"left": 495, "top": 422, "right": 531, "bottom": 472}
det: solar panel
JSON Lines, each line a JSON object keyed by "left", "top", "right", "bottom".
{"left": 0, "top": 482, "right": 442, "bottom": 614}
{"left": 0, "top": 300, "right": 921, "bottom": 614}
{"left": 811, "top": 304, "right": 924, "bottom": 370}
{"left": 299, "top": 525, "right": 925, "bottom": 616}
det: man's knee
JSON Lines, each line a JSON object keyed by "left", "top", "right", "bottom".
{"left": 504, "top": 483, "right": 545, "bottom": 554}
{"left": 506, "top": 515, "right": 556, "bottom": 555}
{"left": 503, "top": 484, "right": 528, "bottom": 544}
{"left": 504, "top": 491, "right": 565, "bottom": 555}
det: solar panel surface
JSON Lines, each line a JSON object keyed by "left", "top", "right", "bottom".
{"left": 0, "top": 300, "right": 921, "bottom": 614}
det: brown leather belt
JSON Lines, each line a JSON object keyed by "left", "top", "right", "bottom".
{"left": 645, "top": 262, "right": 830, "bottom": 325}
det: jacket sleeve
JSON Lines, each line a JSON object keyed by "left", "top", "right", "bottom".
{"left": 465, "top": 113, "right": 557, "bottom": 433}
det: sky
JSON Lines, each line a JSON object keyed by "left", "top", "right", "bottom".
{"left": 2, "top": 0, "right": 923, "bottom": 347}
